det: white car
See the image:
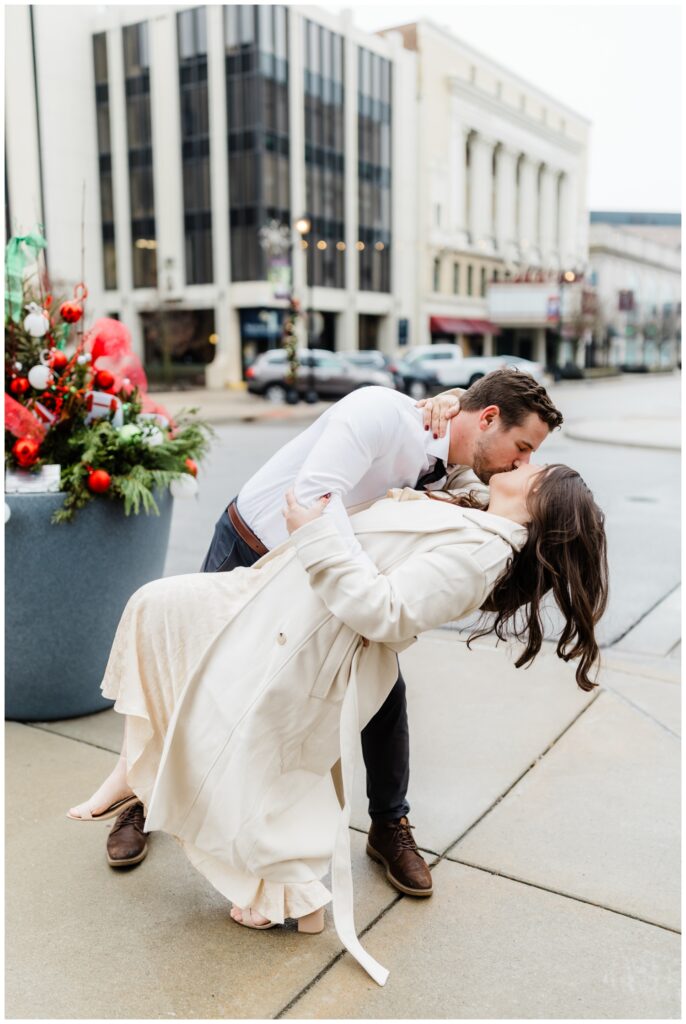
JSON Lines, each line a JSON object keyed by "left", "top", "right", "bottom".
{"left": 455, "top": 354, "right": 547, "bottom": 386}
{"left": 396, "top": 345, "right": 546, "bottom": 388}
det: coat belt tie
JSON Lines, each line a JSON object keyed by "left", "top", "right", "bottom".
{"left": 330, "top": 647, "right": 390, "bottom": 986}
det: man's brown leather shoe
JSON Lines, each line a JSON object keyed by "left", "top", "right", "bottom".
{"left": 366, "top": 817, "right": 433, "bottom": 896}
{"left": 106, "top": 801, "right": 148, "bottom": 867}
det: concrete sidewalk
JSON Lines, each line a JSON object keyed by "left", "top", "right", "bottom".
{"left": 5, "top": 598, "right": 680, "bottom": 1018}
{"left": 151, "top": 385, "right": 332, "bottom": 426}
{"left": 564, "top": 416, "right": 680, "bottom": 451}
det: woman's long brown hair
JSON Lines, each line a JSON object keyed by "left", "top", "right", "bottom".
{"left": 429, "top": 465, "right": 609, "bottom": 691}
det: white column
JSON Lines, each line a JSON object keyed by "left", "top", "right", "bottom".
{"left": 482, "top": 332, "right": 494, "bottom": 357}
{"left": 538, "top": 164, "right": 557, "bottom": 268}
{"left": 342, "top": 10, "right": 359, "bottom": 348}
{"left": 205, "top": 6, "right": 240, "bottom": 386}
{"left": 149, "top": 15, "right": 185, "bottom": 295}
{"left": 468, "top": 133, "right": 496, "bottom": 251}
{"left": 494, "top": 144, "right": 518, "bottom": 256}
{"left": 288, "top": 7, "right": 307, "bottom": 311}
{"left": 207, "top": 6, "right": 229, "bottom": 289}
{"left": 286, "top": 8, "right": 309, "bottom": 348}
{"left": 107, "top": 28, "right": 136, "bottom": 345}
{"left": 517, "top": 155, "right": 538, "bottom": 265}
{"left": 449, "top": 120, "right": 469, "bottom": 243}
{"left": 5, "top": 7, "right": 44, "bottom": 236}
{"left": 558, "top": 171, "right": 578, "bottom": 271}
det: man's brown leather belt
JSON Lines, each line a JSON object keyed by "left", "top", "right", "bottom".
{"left": 227, "top": 499, "right": 269, "bottom": 557}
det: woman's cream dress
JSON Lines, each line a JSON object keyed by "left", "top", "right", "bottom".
{"left": 100, "top": 491, "right": 526, "bottom": 984}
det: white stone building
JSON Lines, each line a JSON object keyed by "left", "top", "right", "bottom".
{"left": 6, "top": 7, "right": 598, "bottom": 384}
{"left": 588, "top": 212, "right": 681, "bottom": 369}
{"left": 380, "top": 19, "right": 591, "bottom": 369}
{"left": 5, "top": 4, "right": 418, "bottom": 387}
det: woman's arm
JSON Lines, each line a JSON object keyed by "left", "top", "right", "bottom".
{"left": 286, "top": 504, "right": 512, "bottom": 645}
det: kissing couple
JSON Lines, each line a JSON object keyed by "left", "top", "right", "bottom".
{"left": 67, "top": 368, "right": 608, "bottom": 985}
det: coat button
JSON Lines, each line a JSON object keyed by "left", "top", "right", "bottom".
{"left": 277, "top": 632, "right": 287, "bottom": 645}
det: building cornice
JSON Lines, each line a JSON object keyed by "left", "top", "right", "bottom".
{"left": 420, "top": 18, "right": 591, "bottom": 126}
{"left": 590, "top": 243, "right": 681, "bottom": 276}
{"left": 447, "top": 76, "right": 583, "bottom": 155}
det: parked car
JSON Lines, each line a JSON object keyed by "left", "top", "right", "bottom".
{"left": 488, "top": 354, "right": 546, "bottom": 384}
{"left": 392, "top": 355, "right": 443, "bottom": 400}
{"left": 338, "top": 350, "right": 404, "bottom": 391}
{"left": 393, "top": 344, "right": 546, "bottom": 391}
{"left": 245, "top": 348, "right": 395, "bottom": 402}
{"left": 393, "top": 344, "right": 488, "bottom": 397}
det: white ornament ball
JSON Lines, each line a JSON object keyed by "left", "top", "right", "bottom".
{"left": 142, "top": 426, "right": 165, "bottom": 447}
{"left": 5, "top": 503, "right": 11, "bottom": 524}
{"left": 14, "top": 361, "right": 23, "bottom": 371}
{"left": 170, "top": 475, "right": 199, "bottom": 499}
{"left": 77, "top": 352, "right": 92, "bottom": 365}
{"left": 28, "top": 364, "right": 53, "bottom": 390}
{"left": 23, "top": 303, "right": 50, "bottom": 338}
{"left": 118, "top": 424, "right": 142, "bottom": 443}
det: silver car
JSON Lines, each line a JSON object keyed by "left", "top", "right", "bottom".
{"left": 246, "top": 347, "right": 396, "bottom": 402}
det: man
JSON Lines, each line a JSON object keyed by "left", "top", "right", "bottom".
{"left": 108, "top": 368, "right": 562, "bottom": 896}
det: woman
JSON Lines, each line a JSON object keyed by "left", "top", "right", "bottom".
{"left": 67, "top": 463, "right": 608, "bottom": 985}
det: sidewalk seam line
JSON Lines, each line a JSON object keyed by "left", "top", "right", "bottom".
{"left": 444, "top": 857, "right": 681, "bottom": 935}
{"left": 598, "top": 686, "right": 680, "bottom": 739}
{"left": 274, "top": 895, "right": 403, "bottom": 1019}
{"left": 22, "top": 723, "right": 120, "bottom": 756}
{"left": 605, "top": 581, "right": 681, "bottom": 647}
{"left": 439, "top": 690, "right": 604, "bottom": 850}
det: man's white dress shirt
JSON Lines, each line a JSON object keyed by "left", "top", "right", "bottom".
{"left": 237, "top": 386, "right": 483, "bottom": 565}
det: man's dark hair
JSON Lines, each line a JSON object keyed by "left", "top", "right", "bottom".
{"left": 459, "top": 367, "right": 563, "bottom": 431}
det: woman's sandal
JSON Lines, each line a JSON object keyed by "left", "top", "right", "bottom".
{"left": 66, "top": 793, "right": 139, "bottom": 822}
{"left": 230, "top": 906, "right": 325, "bottom": 934}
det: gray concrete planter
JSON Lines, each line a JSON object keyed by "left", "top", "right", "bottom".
{"left": 5, "top": 491, "right": 174, "bottom": 721}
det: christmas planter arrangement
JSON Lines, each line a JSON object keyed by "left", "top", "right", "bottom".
{"left": 4, "top": 231, "right": 212, "bottom": 720}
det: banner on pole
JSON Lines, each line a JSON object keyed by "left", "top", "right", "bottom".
{"left": 268, "top": 256, "right": 292, "bottom": 300}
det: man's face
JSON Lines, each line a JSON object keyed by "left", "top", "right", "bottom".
{"left": 471, "top": 411, "right": 550, "bottom": 483}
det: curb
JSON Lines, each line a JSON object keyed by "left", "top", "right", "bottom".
{"left": 564, "top": 420, "right": 680, "bottom": 452}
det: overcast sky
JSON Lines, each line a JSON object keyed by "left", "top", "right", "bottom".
{"left": 335, "top": 2, "right": 681, "bottom": 213}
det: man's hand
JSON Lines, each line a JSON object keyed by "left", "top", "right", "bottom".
{"left": 415, "top": 393, "right": 461, "bottom": 438}
{"left": 283, "top": 488, "right": 331, "bottom": 535}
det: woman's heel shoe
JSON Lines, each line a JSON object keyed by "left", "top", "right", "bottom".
{"left": 297, "top": 907, "right": 325, "bottom": 934}
{"left": 66, "top": 793, "right": 138, "bottom": 822}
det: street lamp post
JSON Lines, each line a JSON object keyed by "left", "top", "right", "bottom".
{"left": 258, "top": 217, "right": 315, "bottom": 403}
{"left": 557, "top": 268, "right": 577, "bottom": 376}
{"left": 293, "top": 216, "right": 318, "bottom": 404}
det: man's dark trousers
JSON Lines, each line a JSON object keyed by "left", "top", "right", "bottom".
{"left": 201, "top": 503, "right": 411, "bottom": 823}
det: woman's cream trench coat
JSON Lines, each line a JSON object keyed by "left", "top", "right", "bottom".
{"left": 102, "top": 492, "right": 526, "bottom": 986}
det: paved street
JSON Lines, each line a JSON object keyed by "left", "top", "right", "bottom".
{"left": 6, "top": 372, "right": 681, "bottom": 1018}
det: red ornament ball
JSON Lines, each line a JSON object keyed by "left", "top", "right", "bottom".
{"left": 94, "top": 369, "right": 115, "bottom": 390}
{"left": 87, "top": 469, "right": 112, "bottom": 493}
{"left": 60, "top": 301, "right": 83, "bottom": 324}
{"left": 49, "top": 350, "right": 69, "bottom": 371}
{"left": 185, "top": 458, "right": 198, "bottom": 477}
{"left": 10, "top": 377, "right": 30, "bottom": 396}
{"left": 12, "top": 437, "right": 41, "bottom": 468}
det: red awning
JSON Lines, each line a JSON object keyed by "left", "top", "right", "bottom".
{"left": 467, "top": 318, "right": 501, "bottom": 335}
{"left": 429, "top": 316, "right": 501, "bottom": 336}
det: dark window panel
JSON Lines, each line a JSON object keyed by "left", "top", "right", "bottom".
{"left": 225, "top": 5, "right": 290, "bottom": 283}
{"left": 93, "top": 33, "right": 108, "bottom": 83}
{"left": 93, "top": 31, "right": 117, "bottom": 289}
{"left": 178, "top": 7, "right": 213, "bottom": 284}
{"left": 123, "top": 21, "right": 156, "bottom": 287}
{"left": 178, "top": 9, "right": 194, "bottom": 59}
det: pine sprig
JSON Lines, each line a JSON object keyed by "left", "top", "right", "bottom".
{"left": 6, "top": 268, "right": 214, "bottom": 522}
